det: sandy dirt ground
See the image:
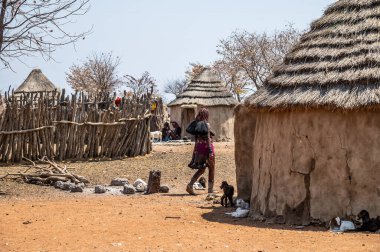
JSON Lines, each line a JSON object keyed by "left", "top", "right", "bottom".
{"left": 0, "top": 143, "right": 379, "bottom": 252}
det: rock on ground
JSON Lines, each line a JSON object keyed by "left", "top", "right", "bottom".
{"left": 135, "top": 183, "right": 146, "bottom": 192}
{"left": 159, "top": 185, "right": 169, "bottom": 193}
{"left": 95, "top": 185, "right": 107, "bottom": 194}
{"left": 55, "top": 181, "right": 75, "bottom": 191}
{"left": 111, "top": 178, "right": 129, "bottom": 186}
{"left": 133, "top": 179, "right": 147, "bottom": 188}
{"left": 71, "top": 184, "right": 84, "bottom": 193}
{"left": 123, "top": 184, "right": 136, "bottom": 195}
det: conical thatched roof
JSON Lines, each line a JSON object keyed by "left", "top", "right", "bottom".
{"left": 15, "top": 69, "right": 57, "bottom": 93}
{"left": 168, "top": 68, "right": 237, "bottom": 107}
{"left": 246, "top": 0, "right": 380, "bottom": 110}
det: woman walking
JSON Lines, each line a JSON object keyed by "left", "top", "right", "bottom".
{"left": 186, "top": 108, "right": 215, "bottom": 195}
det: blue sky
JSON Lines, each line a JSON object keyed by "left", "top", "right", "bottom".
{"left": 1, "top": 0, "right": 334, "bottom": 100}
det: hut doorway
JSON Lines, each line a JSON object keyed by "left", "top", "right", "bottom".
{"left": 181, "top": 106, "right": 196, "bottom": 140}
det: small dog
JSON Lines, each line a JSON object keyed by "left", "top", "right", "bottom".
{"left": 357, "top": 210, "right": 380, "bottom": 232}
{"left": 220, "top": 181, "right": 234, "bottom": 207}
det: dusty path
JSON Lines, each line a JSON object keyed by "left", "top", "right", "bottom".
{"left": 0, "top": 143, "right": 379, "bottom": 251}
{"left": 1, "top": 195, "right": 379, "bottom": 252}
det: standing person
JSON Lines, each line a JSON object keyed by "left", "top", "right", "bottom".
{"left": 186, "top": 108, "right": 215, "bottom": 195}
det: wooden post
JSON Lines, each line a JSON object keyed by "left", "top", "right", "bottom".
{"left": 146, "top": 170, "right": 161, "bottom": 194}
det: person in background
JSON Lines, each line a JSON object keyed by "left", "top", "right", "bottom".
{"left": 161, "top": 122, "right": 171, "bottom": 141}
{"left": 170, "top": 121, "right": 182, "bottom": 140}
{"left": 186, "top": 108, "right": 215, "bottom": 195}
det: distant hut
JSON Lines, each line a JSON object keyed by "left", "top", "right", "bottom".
{"left": 235, "top": 0, "right": 380, "bottom": 225}
{"left": 168, "top": 68, "right": 237, "bottom": 141}
{"left": 15, "top": 69, "right": 58, "bottom": 95}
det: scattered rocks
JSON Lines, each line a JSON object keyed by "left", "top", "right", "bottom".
{"left": 159, "top": 185, "right": 170, "bottom": 193}
{"left": 123, "top": 184, "right": 136, "bottom": 195}
{"left": 95, "top": 185, "right": 107, "bottom": 194}
{"left": 111, "top": 178, "right": 129, "bottom": 186}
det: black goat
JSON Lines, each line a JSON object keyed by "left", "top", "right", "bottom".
{"left": 220, "top": 181, "right": 234, "bottom": 207}
{"left": 357, "top": 210, "right": 380, "bottom": 232}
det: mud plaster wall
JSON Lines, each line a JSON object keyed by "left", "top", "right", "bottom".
{"left": 169, "top": 105, "right": 235, "bottom": 141}
{"left": 235, "top": 109, "right": 380, "bottom": 225}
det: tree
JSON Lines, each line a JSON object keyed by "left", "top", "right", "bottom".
{"left": 66, "top": 52, "right": 123, "bottom": 93}
{"left": 164, "top": 78, "right": 187, "bottom": 97}
{"left": 164, "top": 62, "right": 205, "bottom": 97}
{"left": 213, "top": 25, "right": 300, "bottom": 99}
{"left": 0, "top": 0, "right": 90, "bottom": 69}
{"left": 185, "top": 62, "right": 205, "bottom": 80}
{"left": 124, "top": 71, "right": 156, "bottom": 97}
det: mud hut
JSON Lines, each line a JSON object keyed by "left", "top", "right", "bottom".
{"left": 235, "top": 0, "right": 380, "bottom": 225}
{"left": 168, "top": 68, "right": 237, "bottom": 141}
{"left": 15, "top": 69, "right": 58, "bottom": 94}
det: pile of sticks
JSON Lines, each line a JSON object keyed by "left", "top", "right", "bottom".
{"left": 0, "top": 156, "right": 89, "bottom": 186}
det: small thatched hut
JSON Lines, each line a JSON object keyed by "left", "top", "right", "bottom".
{"left": 168, "top": 68, "right": 237, "bottom": 141}
{"left": 15, "top": 69, "right": 58, "bottom": 94}
{"left": 235, "top": 0, "right": 380, "bottom": 225}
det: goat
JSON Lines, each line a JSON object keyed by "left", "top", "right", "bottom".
{"left": 329, "top": 217, "right": 356, "bottom": 232}
{"left": 150, "top": 131, "right": 162, "bottom": 142}
{"left": 220, "top": 181, "right": 234, "bottom": 207}
{"left": 357, "top": 210, "right": 380, "bottom": 232}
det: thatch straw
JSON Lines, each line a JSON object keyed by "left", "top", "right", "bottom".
{"left": 168, "top": 68, "right": 237, "bottom": 107}
{"left": 15, "top": 69, "right": 58, "bottom": 93}
{"left": 246, "top": 0, "right": 380, "bottom": 110}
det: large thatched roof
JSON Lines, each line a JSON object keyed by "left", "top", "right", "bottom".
{"left": 168, "top": 68, "right": 237, "bottom": 107}
{"left": 246, "top": 0, "right": 380, "bottom": 110}
{"left": 15, "top": 69, "right": 57, "bottom": 93}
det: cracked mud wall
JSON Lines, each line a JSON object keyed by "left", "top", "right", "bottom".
{"left": 235, "top": 109, "right": 380, "bottom": 224}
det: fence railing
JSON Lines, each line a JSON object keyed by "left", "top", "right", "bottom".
{"left": 0, "top": 90, "right": 152, "bottom": 163}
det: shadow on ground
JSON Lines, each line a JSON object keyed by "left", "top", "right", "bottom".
{"left": 200, "top": 205, "right": 331, "bottom": 233}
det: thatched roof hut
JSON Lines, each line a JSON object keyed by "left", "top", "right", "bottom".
{"left": 235, "top": 0, "right": 380, "bottom": 225}
{"left": 15, "top": 69, "right": 58, "bottom": 94}
{"left": 168, "top": 68, "right": 237, "bottom": 141}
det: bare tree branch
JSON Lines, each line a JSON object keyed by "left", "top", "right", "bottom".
{"left": 164, "top": 78, "right": 187, "bottom": 97}
{"left": 124, "top": 71, "right": 157, "bottom": 97}
{"left": 212, "top": 25, "right": 300, "bottom": 100}
{"left": 0, "top": 0, "right": 91, "bottom": 69}
{"left": 66, "top": 52, "right": 123, "bottom": 93}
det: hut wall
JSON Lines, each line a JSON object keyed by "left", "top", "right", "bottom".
{"left": 168, "top": 105, "right": 182, "bottom": 128}
{"left": 235, "top": 109, "right": 380, "bottom": 224}
{"left": 169, "top": 105, "right": 235, "bottom": 141}
{"left": 206, "top": 106, "right": 234, "bottom": 142}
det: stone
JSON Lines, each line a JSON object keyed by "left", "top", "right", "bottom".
{"left": 135, "top": 183, "right": 146, "bottom": 192}
{"left": 95, "top": 185, "right": 107, "bottom": 194}
{"left": 133, "top": 179, "right": 147, "bottom": 188}
{"left": 159, "top": 185, "right": 169, "bottom": 193}
{"left": 111, "top": 178, "right": 129, "bottom": 186}
{"left": 123, "top": 184, "right": 136, "bottom": 195}
{"left": 71, "top": 184, "right": 84, "bottom": 193}
{"left": 62, "top": 182, "right": 75, "bottom": 191}
{"left": 54, "top": 181, "right": 64, "bottom": 189}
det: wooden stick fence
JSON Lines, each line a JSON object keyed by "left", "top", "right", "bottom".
{"left": 0, "top": 90, "right": 152, "bottom": 163}
{"left": 150, "top": 98, "right": 165, "bottom": 132}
